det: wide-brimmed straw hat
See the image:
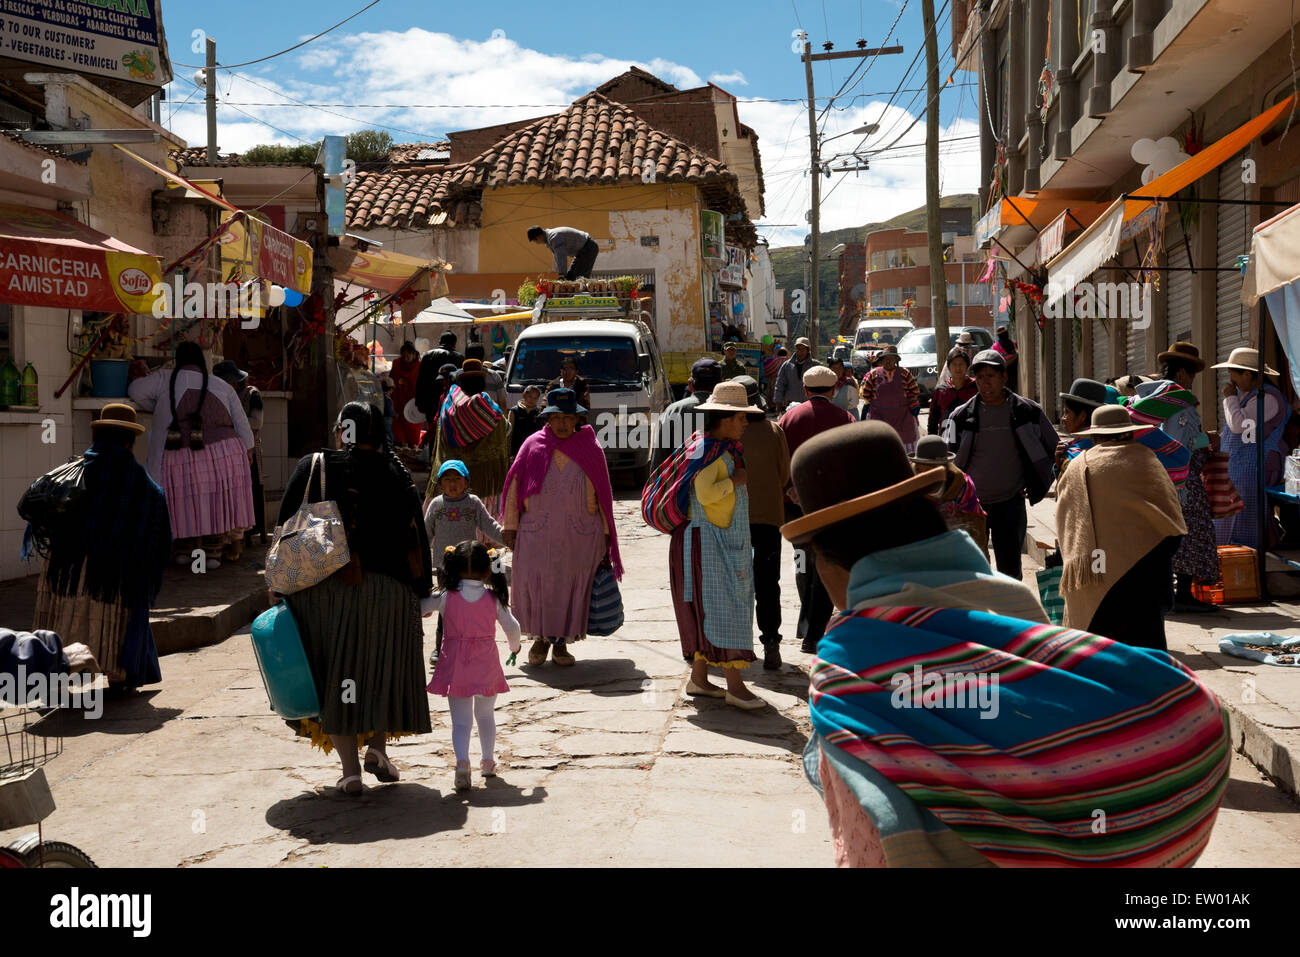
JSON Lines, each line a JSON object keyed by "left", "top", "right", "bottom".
{"left": 91, "top": 402, "right": 145, "bottom": 434}
{"left": 1211, "top": 347, "right": 1278, "bottom": 376}
{"left": 911, "top": 434, "right": 955, "bottom": 465}
{"left": 782, "top": 422, "right": 945, "bottom": 545}
{"left": 1071, "top": 404, "right": 1146, "bottom": 437}
{"left": 1156, "top": 341, "right": 1206, "bottom": 371}
{"left": 695, "top": 380, "right": 763, "bottom": 414}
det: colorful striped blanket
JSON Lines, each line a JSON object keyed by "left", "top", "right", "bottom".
{"left": 641, "top": 432, "right": 742, "bottom": 534}
{"left": 808, "top": 604, "right": 1230, "bottom": 867}
{"left": 438, "top": 384, "right": 503, "bottom": 448}
{"left": 1067, "top": 425, "right": 1190, "bottom": 491}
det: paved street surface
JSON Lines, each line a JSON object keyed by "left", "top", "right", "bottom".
{"left": 3, "top": 489, "right": 1299, "bottom": 867}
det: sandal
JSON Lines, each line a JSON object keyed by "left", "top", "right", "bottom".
{"left": 335, "top": 774, "right": 363, "bottom": 796}
{"left": 454, "top": 762, "right": 471, "bottom": 791}
{"left": 363, "top": 748, "right": 400, "bottom": 783}
{"left": 480, "top": 759, "right": 497, "bottom": 778}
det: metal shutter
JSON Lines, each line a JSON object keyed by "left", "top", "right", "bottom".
{"left": 1166, "top": 223, "right": 1193, "bottom": 345}
{"left": 1092, "top": 319, "right": 1110, "bottom": 381}
{"left": 1056, "top": 315, "right": 1074, "bottom": 395}
{"left": 1124, "top": 299, "right": 1146, "bottom": 376}
{"left": 1216, "top": 156, "right": 1249, "bottom": 420}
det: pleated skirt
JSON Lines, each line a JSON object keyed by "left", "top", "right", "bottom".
{"left": 285, "top": 571, "right": 432, "bottom": 741}
{"left": 161, "top": 436, "right": 255, "bottom": 540}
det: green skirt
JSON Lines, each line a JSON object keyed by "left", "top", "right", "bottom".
{"left": 285, "top": 571, "right": 432, "bottom": 741}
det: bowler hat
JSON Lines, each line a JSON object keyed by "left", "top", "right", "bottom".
{"left": 91, "top": 402, "right": 145, "bottom": 435}
{"left": 911, "top": 434, "right": 955, "bottom": 465}
{"left": 782, "top": 421, "right": 945, "bottom": 544}
{"left": 1071, "top": 404, "right": 1146, "bottom": 437}
{"left": 540, "top": 387, "right": 587, "bottom": 417}
{"left": 212, "top": 359, "right": 248, "bottom": 385}
{"left": 872, "top": 345, "right": 900, "bottom": 366}
{"left": 1156, "top": 340, "right": 1206, "bottom": 372}
{"left": 1060, "top": 377, "right": 1108, "bottom": 409}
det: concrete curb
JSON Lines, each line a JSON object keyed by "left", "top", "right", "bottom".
{"left": 1225, "top": 702, "right": 1300, "bottom": 799}
{"left": 152, "top": 586, "right": 271, "bottom": 656}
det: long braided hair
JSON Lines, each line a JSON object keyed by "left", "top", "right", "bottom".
{"left": 166, "top": 340, "right": 209, "bottom": 450}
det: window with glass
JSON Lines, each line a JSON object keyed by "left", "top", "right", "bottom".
{"left": 884, "top": 287, "right": 901, "bottom": 306}
{"left": 901, "top": 286, "right": 917, "bottom": 303}
{"left": 870, "top": 289, "right": 885, "bottom": 308}
{"left": 966, "top": 283, "right": 992, "bottom": 305}
{"left": 508, "top": 334, "right": 642, "bottom": 387}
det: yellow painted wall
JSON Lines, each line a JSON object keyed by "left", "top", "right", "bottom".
{"left": 477, "top": 182, "right": 709, "bottom": 352}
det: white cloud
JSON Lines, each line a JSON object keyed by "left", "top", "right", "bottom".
{"left": 159, "top": 27, "right": 980, "bottom": 245}
{"left": 709, "top": 71, "right": 748, "bottom": 88}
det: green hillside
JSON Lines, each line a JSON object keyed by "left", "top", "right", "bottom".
{"left": 769, "top": 193, "right": 980, "bottom": 351}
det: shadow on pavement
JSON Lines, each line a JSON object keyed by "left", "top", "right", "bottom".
{"left": 1220, "top": 775, "right": 1300, "bottom": 813}
{"left": 680, "top": 703, "right": 807, "bottom": 755}
{"left": 265, "top": 780, "right": 549, "bottom": 845}
{"left": 32, "top": 689, "right": 182, "bottom": 736}
{"left": 519, "top": 655, "right": 650, "bottom": 695}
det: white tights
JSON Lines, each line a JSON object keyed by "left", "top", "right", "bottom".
{"left": 448, "top": 695, "right": 497, "bottom": 764}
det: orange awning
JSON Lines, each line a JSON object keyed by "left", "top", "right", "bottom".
{"left": 328, "top": 246, "right": 443, "bottom": 296}
{"left": 0, "top": 203, "right": 162, "bottom": 313}
{"left": 1125, "top": 92, "right": 1298, "bottom": 222}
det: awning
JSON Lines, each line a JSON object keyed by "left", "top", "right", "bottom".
{"left": 328, "top": 245, "right": 447, "bottom": 297}
{"left": 115, "top": 143, "right": 313, "bottom": 294}
{"left": 1124, "top": 92, "right": 1296, "bottom": 222}
{"left": 1243, "top": 201, "right": 1300, "bottom": 394}
{"left": 1047, "top": 92, "right": 1298, "bottom": 305}
{"left": 976, "top": 193, "right": 1099, "bottom": 246}
{"left": 1032, "top": 203, "right": 1113, "bottom": 265}
{"left": 407, "top": 297, "right": 525, "bottom": 325}
{"left": 0, "top": 203, "right": 162, "bottom": 313}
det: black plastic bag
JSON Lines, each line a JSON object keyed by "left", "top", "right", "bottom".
{"left": 17, "top": 457, "right": 88, "bottom": 557}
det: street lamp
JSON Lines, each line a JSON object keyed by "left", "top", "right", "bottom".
{"left": 821, "top": 122, "right": 879, "bottom": 146}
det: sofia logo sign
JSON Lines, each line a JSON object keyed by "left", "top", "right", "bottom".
{"left": 117, "top": 267, "right": 153, "bottom": 296}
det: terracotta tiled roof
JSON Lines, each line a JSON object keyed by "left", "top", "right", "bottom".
{"left": 169, "top": 146, "right": 242, "bottom": 166}
{"left": 385, "top": 141, "right": 451, "bottom": 164}
{"left": 347, "top": 163, "right": 479, "bottom": 230}
{"left": 0, "top": 130, "right": 86, "bottom": 163}
{"left": 456, "top": 93, "right": 734, "bottom": 189}
{"left": 346, "top": 93, "right": 751, "bottom": 234}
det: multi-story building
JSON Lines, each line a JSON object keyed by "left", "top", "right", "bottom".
{"left": 959, "top": 0, "right": 1300, "bottom": 421}
{"left": 841, "top": 217, "right": 993, "bottom": 330}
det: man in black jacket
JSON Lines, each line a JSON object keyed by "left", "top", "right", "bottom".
{"left": 946, "top": 349, "right": 1059, "bottom": 580}
{"left": 415, "top": 332, "right": 464, "bottom": 443}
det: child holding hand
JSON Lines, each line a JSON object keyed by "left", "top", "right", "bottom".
{"left": 424, "top": 540, "right": 521, "bottom": 791}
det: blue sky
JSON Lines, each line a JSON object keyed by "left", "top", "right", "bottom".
{"left": 157, "top": 0, "right": 982, "bottom": 244}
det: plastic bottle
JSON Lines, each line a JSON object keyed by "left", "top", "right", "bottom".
{"left": 0, "top": 356, "right": 19, "bottom": 406}
{"left": 20, "top": 361, "right": 37, "bottom": 407}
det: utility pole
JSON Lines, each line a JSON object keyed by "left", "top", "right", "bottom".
{"left": 802, "top": 38, "right": 903, "bottom": 356}
{"left": 205, "top": 36, "right": 217, "bottom": 164}
{"left": 922, "top": 0, "right": 950, "bottom": 349}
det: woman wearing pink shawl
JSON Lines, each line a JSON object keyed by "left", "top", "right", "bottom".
{"left": 501, "top": 387, "right": 621, "bottom": 667}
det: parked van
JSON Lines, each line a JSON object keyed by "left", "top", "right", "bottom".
{"left": 505, "top": 319, "right": 672, "bottom": 481}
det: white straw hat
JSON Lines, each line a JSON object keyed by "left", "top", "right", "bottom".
{"left": 695, "top": 380, "right": 763, "bottom": 414}
{"left": 1210, "top": 347, "right": 1278, "bottom": 376}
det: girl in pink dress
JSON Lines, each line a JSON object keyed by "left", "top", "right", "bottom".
{"left": 425, "top": 541, "right": 522, "bottom": 791}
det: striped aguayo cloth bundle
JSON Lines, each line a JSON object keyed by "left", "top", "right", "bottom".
{"left": 809, "top": 605, "right": 1230, "bottom": 867}
{"left": 640, "top": 432, "right": 742, "bottom": 534}
{"left": 438, "top": 385, "right": 503, "bottom": 448}
{"left": 1068, "top": 427, "right": 1191, "bottom": 491}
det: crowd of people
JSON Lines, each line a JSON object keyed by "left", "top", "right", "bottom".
{"left": 22, "top": 322, "right": 1281, "bottom": 868}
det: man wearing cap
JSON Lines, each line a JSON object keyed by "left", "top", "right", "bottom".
{"left": 720, "top": 342, "right": 745, "bottom": 381}
{"left": 779, "top": 364, "right": 855, "bottom": 653}
{"left": 773, "top": 337, "right": 821, "bottom": 412}
{"left": 1057, "top": 405, "right": 1186, "bottom": 649}
{"left": 784, "top": 420, "right": 1229, "bottom": 868}
{"left": 30, "top": 404, "right": 172, "bottom": 692}
{"left": 213, "top": 360, "right": 266, "bottom": 545}
{"left": 946, "top": 348, "right": 1059, "bottom": 580}
{"left": 651, "top": 358, "right": 722, "bottom": 470}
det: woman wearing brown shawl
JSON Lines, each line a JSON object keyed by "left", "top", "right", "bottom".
{"left": 1057, "top": 405, "right": 1186, "bottom": 651}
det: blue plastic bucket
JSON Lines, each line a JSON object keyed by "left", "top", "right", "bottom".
{"left": 89, "top": 359, "right": 129, "bottom": 398}
{"left": 249, "top": 603, "right": 321, "bottom": 720}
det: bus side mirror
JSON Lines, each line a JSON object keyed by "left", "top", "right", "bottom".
{"left": 638, "top": 353, "right": 652, "bottom": 375}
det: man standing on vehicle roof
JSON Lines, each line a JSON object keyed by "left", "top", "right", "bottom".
{"left": 529, "top": 225, "right": 599, "bottom": 280}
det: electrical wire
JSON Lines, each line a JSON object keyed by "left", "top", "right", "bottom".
{"left": 818, "top": 0, "right": 911, "bottom": 124}
{"left": 159, "top": 91, "right": 972, "bottom": 110}
{"left": 172, "top": 0, "right": 383, "bottom": 70}
{"left": 228, "top": 70, "right": 438, "bottom": 140}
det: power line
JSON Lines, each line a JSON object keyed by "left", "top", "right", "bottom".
{"left": 172, "top": 0, "right": 383, "bottom": 71}
{"left": 228, "top": 71, "right": 438, "bottom": 140}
